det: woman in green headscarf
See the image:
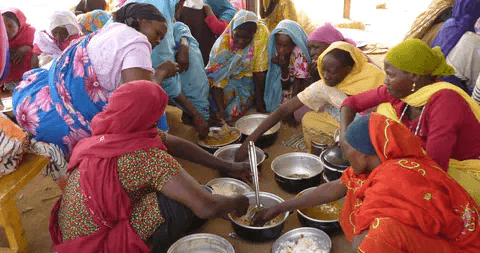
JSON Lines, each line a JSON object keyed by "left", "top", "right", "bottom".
{"left": 339, "top": 38, "right": 480, "bottom": 204}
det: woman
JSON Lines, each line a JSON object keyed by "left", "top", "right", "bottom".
{"left": 431, "top": 0, "right": 480, "bottom": 92}
{"left": 12, "top": 3, "right": 174, "bottom": 180}
{"left": 235, "top": 41, "right": 384, "bottom": 160}
{"left": 0, "top": 8, "right": 35, "bottom": 91}
{"left": 0, "top": 14, "right": 9, "bottom": 81}
{"left": 260, "top": 0, "right": 298, "bottom": 32}
{"left": 252, "top": 113, "right": 480, "bottom": 252}
{"left": 77, "top": 9, "right": 111, "bottom": 34}
{"left": 32, "top": 10, "right": 83, "bottom": 67}
{"left": 340, "top": 38, "right": 480, "bottom": 204}
{"left": 50, "top": 80, "right": 249, "bottom": 253}
{"left": 264, "top": 20, "right": 311, "bottom": 113}
{"left": 206, "top": 10, "right": 269, "bottom": 122}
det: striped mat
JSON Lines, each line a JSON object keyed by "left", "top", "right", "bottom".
{"left": 282, "top": 133, "right": 307, "bottom": 152}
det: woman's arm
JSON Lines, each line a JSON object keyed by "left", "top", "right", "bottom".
{"left": 251, "top": 180, "right": 347, "bottom": 226}
{"left": 175, "top": 37, "right": 189, "bottom": 72}
{"left": 203, "top": 4, "right": 228, "bottom": 35}
{"left": 235, "top": 96, "right": 304, "bottom": 161}
{"left": 291, "top": 77, "right": 307, "bottom": 98}
{"left": 340, "top": 105, "right": 357, "bottom": 142}
{"left": 211, "top": 86, "right": 226, "bottom": 120}
{"left": 160, "top": 169, "right": 249, "bottom": 219}
{"left": 253, "top": 71, "right": 267, "bottom": 113}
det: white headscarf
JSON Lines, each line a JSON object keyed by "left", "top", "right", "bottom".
{"left": 49, "top": 10, "right": 82, "bottom": 36}
{"left": 184, "top": 0, "right": 204, "bottom": 10}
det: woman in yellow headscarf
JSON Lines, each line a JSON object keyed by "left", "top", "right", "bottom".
{"left": 340, "top": 38, "right": 480, "bottom": 204}
{"left": 260, "top": 0, "right": 298, "bottom": 32}
{"left": 234, "top": 41, "right": 385, "bottom": 160}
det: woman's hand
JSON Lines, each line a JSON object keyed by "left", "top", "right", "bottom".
{"left": 10, "top": 46, "right": 31, "bottom": 65}
{"left": 215, "top": 110, "right": 227, "bottom": 122}
{"left": 203, "top": 3, "right": 214, "bottom": 16}
{"left": 234, "top": 141, "right": 249, "bottom": 162}
{"left": 176, "top": 38, "right": 189, "bottom": 72}
{"left": 271, "top": 54, "right": 289, "bottom": 69}
{"left": 232, "top": 194, "right": 249, "bottom": 217}
{"left": 225, "top": 162, "right": 252, "bottom": 183}
{"left": 156, "top": 60, "right": 179, "bottom": 79}
{"left": 250, "top": 206, "right": 281, "bottom": 227}
{"left": 193, "top": 114, "right": 209, "bottom": 139}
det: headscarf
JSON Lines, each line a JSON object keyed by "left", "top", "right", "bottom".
{"left": 49, "top": 10, "right": 82, "bottom": 36}
{"left": 264, "top": 20, "right": 311, "bottom": 112}
{"left": 340, "top": 113, "right": 480, "bottom": 250}
{"left": 385, "top": 38, "right": 454, "bottom": 76}
{"left": 77, "top": 10, "right": 111, "bottom": 34}
{"left": 50, "top": 80, "right": 168, "bottom": 253}
{"left": 0, "top": 14, "right": 8, "bottom": 79}
{"left": 307, "top": 23, "right": 356, "bottom": 46}
{"left": 184, "top": 0, "right": 204, "bottom": 10}
{"left": 114, "top": 2, "right": 167, "bottom": 25}
{"left": 403, "top": 0, "right": 454, "bottom": 40}
{"left": 431, "top": 0, "right": 480, "bottom": 56}
{"left": 317, "top": 41, "right": 385, "bottom": 95}
{"left": 475, "top": 17, "right": 480, "bottom": 34}
{"left": 204, "top": 0, "right": 237, "bottom": 22}
{"left": 345, "top": 114, "right": 375, "bottom": 155}
{"left": 206, "top": 10, "right": 262, "bottom": 88}
{"left": 0, "top": 8, "right": 35, "bottom": 85}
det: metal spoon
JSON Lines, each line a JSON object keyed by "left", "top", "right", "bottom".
{"left": 247, "top": 141, "right": 263, "bottom": 220}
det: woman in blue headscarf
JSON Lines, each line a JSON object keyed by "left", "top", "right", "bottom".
{"left": 264, "top": 20, "right": 311, "bottom": 113}
{"left": 127, "top": 0, "right": 209, "bottom": 137}
{"left": 431, "top": 0, "right": 480, "bottom": 93}
{"left": 206, "top": 10, "right": 269, "bottom": 123}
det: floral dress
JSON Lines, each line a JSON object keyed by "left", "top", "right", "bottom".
{"left": 281, "top": 45, "right": 310, "bottom": 103}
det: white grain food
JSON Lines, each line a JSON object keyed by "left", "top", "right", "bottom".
{"left": 277, "top": 236, "right": 329, "bottom": 253}
{"left": 211, "top": 183, "right": 245, "bottom": 197}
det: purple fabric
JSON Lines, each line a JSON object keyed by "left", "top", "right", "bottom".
{"left": 431, "top": 0, "right": 480, "bottom": 56}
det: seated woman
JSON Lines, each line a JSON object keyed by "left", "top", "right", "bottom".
{"left": 264, "top": 20, "right": 311, "bottom": 113}
{"left": 77, "top": 9, "right": 111, "bottom": 34}
{"left": 235, "top": 42, "right": 384, "bottom": 159}
{"left": 0, "top": 8, "right": 35, "bottom": 91}
{"left": 206, "top": 10, "right": 269, "bottom": 123}
{"left": 74, "top": 0, "right": 107, "bottom": 15}
{"left": 260, "top": 0, "right": 298, "bottom": 32}
{"left": 431, "top": 0, "right": 480, "bottom": 93}
{"left": 340, "top": 39, "right": 480, "bottom": 204}
{"left": 50, "top": 80, "right": 249, "bottom": 252}
{"left": 12, "top": 3, "right": 175, "bottom": 180}
{"left": 0, "top": 14, "right": 9, "bottom": 82}
{"left": 32, "top": 10, "right": 83, "bottom": 68}
{"left": 252, "top": 113, "right": 480, "bottom": 252}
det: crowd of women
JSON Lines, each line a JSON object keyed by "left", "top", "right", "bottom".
{"left": 1, "top": 0, "right": 480, "bottom": 252}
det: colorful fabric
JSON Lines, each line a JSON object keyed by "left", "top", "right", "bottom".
{"left": 77, "top": 10, "right": 111, "bottom": 34}
{"left": 0, "top": 14, "right": 8, "bottom": 78}
{"left": 173, "top": 22, "right": 210, "bottom": 120}
{"left": 230, "top": 0, "right": 245, "bottom": 11}
{"left": 0, "top": 8, "right": 35, "bottom": 86}
{"left": 475, "top": 17, "right": 480, "bottom": 34}
{"left": 403, "top": 0, "right": 454, "bottom": 40}
{"left": 264, "top": 20, "right": 310, "bottom": 112}
{"left": 51, "top": 80, "right": 170, "bottom": 252}
{"left": 288, "top": 46, "right": 309, "bottom": 79}
{"left": 431, "top": 0, "right": 480, "bottom": 57}
{"left": 0, "top": 113, "right": 29, "bottom": 178}
{"left": 12, "top": 34, "right": 107, "bottom": 154}
{"left": 385, "top": 38, "right": 454, "bottom": 76}
{"left": 206, "top": 10, "right": 268, "bottom": 89}
{"left": 205, "top": 0, "right": 236, "bottom": 22}
{"left": 340, "top": 112, "right": 480, "bottom": 252}
{"left": 262, "top": 0, "right": 298, "bottom": 32}
{"left": 307, "top": 22, "right": 356, "bottom": 46}
{"left": 221, "top": 76, "right": 255, "bottom": 122}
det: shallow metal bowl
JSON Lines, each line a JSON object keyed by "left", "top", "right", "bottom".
{"left": 205, "top": 177, "right": 252, "bottom": 196}
{"left": 235, "top": 114, "right": 281, "bottom": 136}
{"left": 271, "top": 227, "right": 332, "bottom": 253}
{"left": 213, "top": 144, "right": 266, "bottom": 165}
{"left": 196, "top": 126, "right": 242, "bottom": 153}
{"left": 167, "top": 233, "right": 234, "bottom": 253}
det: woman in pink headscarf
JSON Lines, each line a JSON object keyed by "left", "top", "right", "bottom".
{"left": 0, "top": 14, "right": 9, "bottom": 81}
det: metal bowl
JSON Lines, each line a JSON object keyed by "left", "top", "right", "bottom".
{"left": 196, "top": 126, "right": 242, "bottom": 153}
{"left": 167, "top": 233, "right": 234, "bottom": 253}
{"left": 206, "top": 177, "right": 252, "bottom": 197}
{"left": 271, "top": 227, "right": 332, "bottom": 253}
{"left": 271, "top": 152, "right": 323, "bottom": 193}
{"left": 235, "top": 114, "right": 281, "bottom": 148}
{"left": 228, "top": 192, "right": 288, "bottom": 242}
{"left": 320, "top": 147, "right": 349, "bottom": 182}
{"left": 296, "top": 187, "right": 344, "bottom": 236}
{"left": 213, "top": 144, "right": 266, "bottom": 166}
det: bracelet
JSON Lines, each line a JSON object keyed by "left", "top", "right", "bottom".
{"left": 280, "top": 73, "right": 290, "bottom": 82}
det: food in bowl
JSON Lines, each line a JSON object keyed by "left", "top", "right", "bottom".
{"left": 210, "top": 183, "right": 249, "bottom": 197}
{"left": 230, "top": 205, "right": 285, "bottom": 227}
{"left": 198, "top": 125, "right": 239, "bottom": 146}
{"left": 300, "top": 200, "right": 343, "bottom": 220}
{"left": 286, "top": 173, "right": 311, "bottom": 179}
{"left": 277, "top": 234, "right": 328, "bottom": 253}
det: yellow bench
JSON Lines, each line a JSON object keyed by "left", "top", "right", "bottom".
{"left": 0, "top": 154, "right": 49, "bottom": 253}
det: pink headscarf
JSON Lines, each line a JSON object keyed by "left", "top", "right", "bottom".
{"left": 307, "top": 22, "right": 356, "bottom": 46}
{"left": 0, "top": 14, "right": 8, "bottom": 78}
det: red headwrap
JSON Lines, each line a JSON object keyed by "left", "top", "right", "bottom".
{"left": 50, "top": 80, "right": 168, "bottom": 253}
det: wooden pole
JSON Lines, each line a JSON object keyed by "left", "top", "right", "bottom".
{"left": 246, "top": 0, "right": 256, "bottom": 13}
{"left": 343, "top": 0, "right": 351, "bottom": 19}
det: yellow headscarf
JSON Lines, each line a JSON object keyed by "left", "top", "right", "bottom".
{"left": 317, "top": 41, "right": 385, "bottom": 95}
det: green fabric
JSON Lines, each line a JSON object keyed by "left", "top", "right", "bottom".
{"left": 385, "top": 39, "right": 455, "bottom": 76}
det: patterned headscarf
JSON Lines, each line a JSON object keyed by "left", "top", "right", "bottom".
{"left": 77, "top": 10, "right": 111, "bottom": 34}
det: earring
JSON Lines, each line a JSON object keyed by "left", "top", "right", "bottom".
{"left": 411, "top": 83, "right": 416, "bottom": 92}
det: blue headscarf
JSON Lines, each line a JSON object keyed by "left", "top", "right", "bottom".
{"left": 345, "top": 114, "right": 376, "bottom": 155}
{"left": 264, "top": 20, "right": 311, "bottom": 113}
{"left": 431, "top": 0, "right": 480, "bottom": 56}
{"left": 204, "top": 0, "right": 236, "bottom": 22}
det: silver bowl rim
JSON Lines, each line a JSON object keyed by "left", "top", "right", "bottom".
{"left": 205, "top": 177, "right": 253, "bottom": 194}
{"left": 271, "top": 152, "right": 324, "bottom": 180}
{"left": 228, "top": 191, "right": 288, "bottom": 230}
{"left": 235, "top": 114, "right": 281, "bottom": 136}
{"left": 319, "top": 148, "right": 350, "bottom": 171}
{"left": 213, "top": 144, "right": 266, "bottom": 165}
{"left": 295, "top": 187, "right": 345, "bottom": 223}
{"left": 196, "top": 126, "right": 242, "bottom": 148}
{"left": 271, "top": 227, "right": 332, "bottom": 253}
{"left": 167, "top": 233, "right": 234, "bottom": 253}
